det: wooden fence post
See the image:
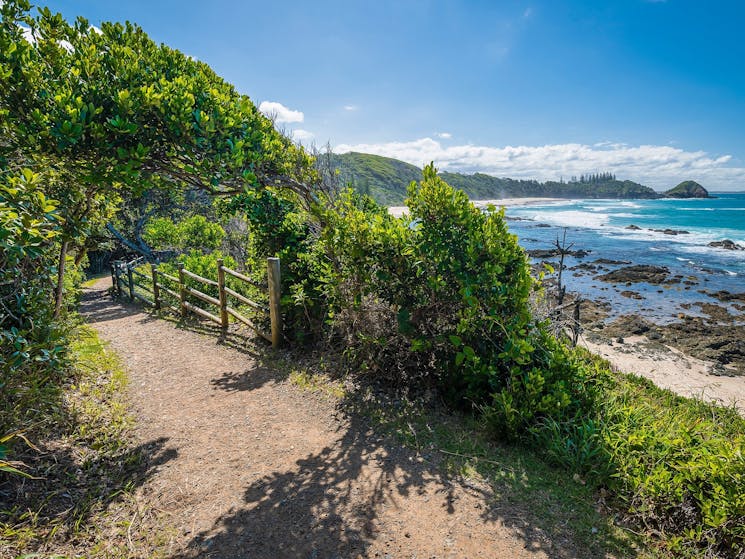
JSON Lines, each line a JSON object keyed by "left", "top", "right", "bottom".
{"left": 217, "top": 259, "right": 229, "bottom": 331}
{"left": 151, "top": 265, "right": 161, "bottom": 310}
{"left": 178, "top": 262, "right": 187, "bottom": 318}
{"left": 112, "top": 261, "right": 121, "bottom": 297}
{"left": 267, "top": 257, "right": 282, "bottom": 349}
{"left": 110, "top": 262, "right": 117, "bottom": 297}
{"left": 126, "top": 265, "right": 135, "bottom": 301}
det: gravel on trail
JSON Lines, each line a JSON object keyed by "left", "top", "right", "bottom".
{"left": 82, "top": 278, "right": 556, "bottom": 559}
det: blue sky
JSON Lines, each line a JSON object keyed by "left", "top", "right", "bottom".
{"left": 36, "top": 1, "right": 745, "bottom": 190}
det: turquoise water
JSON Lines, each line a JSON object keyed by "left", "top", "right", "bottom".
{"left": 500, "top": 192, "right": 745, "bottom": 322}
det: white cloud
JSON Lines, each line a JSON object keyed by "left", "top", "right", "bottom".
{"left": 19, "top": 25, "right": 74, "bottom": 52}
{"left": 292, "top": 129, "right": 314, "bottom": 142}
{"left": 343, "top": 105, "right": 359, "bottom": 112}
{"left": 436, "top": 132, "right": 452, "bottom": 139}
{"left": 57, "top": 39, "right": 74, "bottom": 53}
{"left": 333, "top": 137, "right": 745, "bottom": 191}
{"left": 20, "top": 25, "right": 35, "bottom": 44}
{"left": 258, "top": 101, "right": 304, "bottom": 124}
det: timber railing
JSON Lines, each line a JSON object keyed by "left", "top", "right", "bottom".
{"left": 111, "top": 256, "right": 282, "bottom": 348}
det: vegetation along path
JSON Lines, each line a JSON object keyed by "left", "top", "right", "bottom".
{"left": 83, "top": 277, "right": 563, "bottom": 558}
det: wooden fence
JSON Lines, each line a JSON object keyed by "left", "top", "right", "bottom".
{"left": 111, "top": 257, "right": 282, "bottom": 348}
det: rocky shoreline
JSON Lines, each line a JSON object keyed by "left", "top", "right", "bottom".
{"left": 533, "top": 245, "right": 745, "bottom": 409}
{"left": 530, "top": 250, "right": 745, "bottom": 373}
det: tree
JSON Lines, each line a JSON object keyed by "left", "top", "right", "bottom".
{"left": 1, "top": 0, "right": 316, "bottom": 311}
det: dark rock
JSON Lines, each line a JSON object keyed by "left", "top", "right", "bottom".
{"left": 601, "top": 315, "right": 654, "bottom": 336}
{"left": 596, "top": 265, "right": 670, "bottom": 285}
{"left": 527, "top": 248, "right": 592, "bottom": 259}
{"left": 696, "top": 302, "right": 735, "bottom": 323}
{"left": 571, "top": 263, "right": 598, "bottom": 272}
{"left": 708, "top": 239, "right": 745, "bottom": 251}
{"left": 625, "top": 224, "right": 642, "bottom": 230}
{"left": 528, "top": 249, "right": 558, "bottom": 258}
{"left": 651, "top": 228, "right": 690, "bottom": 235}
{"left": 620, "top": 290, "right": 644, "bottom": 300}
{"left": 709, "top": 290, "right": 745, "bottom": 303}
{"left": 664, "top": 274, "right": 685, "bottom": 285}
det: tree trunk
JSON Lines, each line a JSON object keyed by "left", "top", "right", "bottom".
{"left": 106, "top": 222, "right": 154, "bottom": 261}
{"left": 74, "top": 246, "right": 88, "bottom": 268}
{"left": 53, "top": 240, "right": 69, "bottom": 319}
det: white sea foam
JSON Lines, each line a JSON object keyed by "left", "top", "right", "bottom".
{"left": 678, "top": 243, "right": 745, "bottom": 262}
{"left": 609, "top": 212, "right": 642, "bottom": 218}
{"left": 527, "top": 210, "right": 608, "bottom": 229}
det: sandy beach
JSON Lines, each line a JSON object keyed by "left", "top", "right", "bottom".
{"left": 583, "top": 335, "right": 745, "bottom": 413}
{"left": 388, "top": 197, "right": 563, "bottom": 217}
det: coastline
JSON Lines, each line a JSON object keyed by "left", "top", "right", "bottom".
{"left": 387, "top": 197, "right": 564, "bottom": 217}
{"left": 388, "top": 195, "right": 745, "bottom": 414}
{"left": 583, "top": 334, "right": 745, "bottom": 414}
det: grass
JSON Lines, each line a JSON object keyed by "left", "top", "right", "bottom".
{"left": 281, "top": 353, "right": 651, "bottom": 559}
{"left": 0, "top": 323, "right": 174, "bottom": 558}
{"left": 282, "top": 343, "right": 745, "bottom": 558}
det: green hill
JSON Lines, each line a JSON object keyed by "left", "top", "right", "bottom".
{"left": 329, "top": 152, "right": 660, "bottom": 204}
{"left": 664, "top": 180, "right": 710, "bottom": 198}
{"left": 328, "top": 152, "right": 423, "bottom": 205}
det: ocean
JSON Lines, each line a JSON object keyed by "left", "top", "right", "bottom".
{"left": 498, "top": 192, "right": 745, "bottom": 323}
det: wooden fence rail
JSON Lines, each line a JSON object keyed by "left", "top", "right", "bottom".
{"left": 111, "top": 256, "right": 282, "bottom": 348}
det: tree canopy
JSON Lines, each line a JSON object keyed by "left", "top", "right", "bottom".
{"left": 1, "top": 0, "right": 314, "bottom": 198}
{"left": 1, "top": 0, "right": 317, "bottom": 309}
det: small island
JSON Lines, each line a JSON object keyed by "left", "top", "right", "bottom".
{"left": 663, "top": 180, "right": 710, "bottom": 198}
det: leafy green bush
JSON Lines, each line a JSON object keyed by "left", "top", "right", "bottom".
{"left": 143, "top": 215, "right": 225, "bottom": 252}
{"left": 528, "top": 349, "right": 745, "bottom": 557}
{"left": 303, "top": 166, "right": 599, "bottom": 439}
{"left": 602, "top": 374, "right": 744, "bottom": 558}
{"left": 142, "top": 217, "right": 180, "bottom": 249}
{"left": 177, "top": 215, "right": 225, "bottom": 251}
{"left": 1, "top": 168, "right": 66, "bottom": 452}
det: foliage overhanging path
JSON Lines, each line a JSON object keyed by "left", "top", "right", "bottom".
{"left": 81, "top": 277, "right": 556, "bottom": 559}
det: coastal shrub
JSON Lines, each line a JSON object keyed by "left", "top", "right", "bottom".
{"left": 600, "top": 374, "right": 745, "bottom": 558}
{"left": 0, "top": 168, "right": 67, "bottom": 463}
{"left": 143, "top": 215, "right": 225, "bottom": 252}
{"left": 530, "top": 350, "right": 745, "bottom": 557}
{"left": 307, "top": 166, "right": 600, "bottom": 438}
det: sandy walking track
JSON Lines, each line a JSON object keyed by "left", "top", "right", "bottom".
{"left": 82, "top": 279, "right": 563, "bottom": 559}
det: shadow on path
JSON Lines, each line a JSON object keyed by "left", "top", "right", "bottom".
{"left": 83, "top": 279, "right": 635, "bottom": 559}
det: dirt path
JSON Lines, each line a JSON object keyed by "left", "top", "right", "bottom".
{"left": 82, "top": 278, "right": 557, "bottom": 559}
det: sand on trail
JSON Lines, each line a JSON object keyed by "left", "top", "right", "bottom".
{"left": 82, "top": 278, "right": 556, "bottom": 559}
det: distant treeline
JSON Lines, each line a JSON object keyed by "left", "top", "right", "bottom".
{"left": 330, "top": 152, "right": 683, "bottom": 205}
